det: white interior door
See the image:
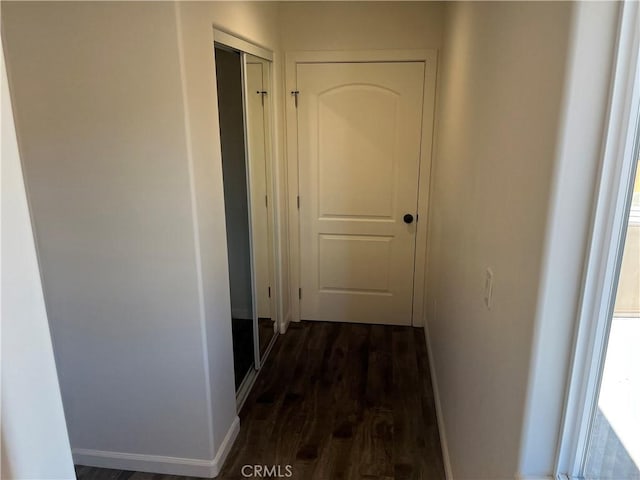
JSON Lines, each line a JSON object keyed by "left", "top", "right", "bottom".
{"left": 297, "top": 62, "right": 425, "bottom": 325}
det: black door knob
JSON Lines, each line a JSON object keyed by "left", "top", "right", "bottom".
{"left": 403, "top": 214, "right": 414, "bottom": 224}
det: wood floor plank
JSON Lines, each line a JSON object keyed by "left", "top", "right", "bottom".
{"left": 74, "top": 466, "right": 136, "bottom": 480}
{"left": 76, "top": 322, "right": 445, "bottom": 480}
{"left": 284, "top": 322, "right": 334, "bottom": 480}
{"left": 302, "top": 323, "right": 351, "bottom": 480}
{"left": 324, "top": 324, "right": 370, "bottom": 480}
{"left": 392, "top": 327, "right": 421, "bottom": 480}
{"left": 263, "top": 321, "right": 316, "bottom": 469}
{"left": 349, "top": 324, "right": 394, "bottom": 480}
{"left": 220, "top": 322, "right": 310, "bottom": 478}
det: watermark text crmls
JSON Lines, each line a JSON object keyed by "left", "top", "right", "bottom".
{"left": 241, "top": 464, "right": 293, "bottom": 478}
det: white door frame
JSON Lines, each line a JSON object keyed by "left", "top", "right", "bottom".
{"left": 555, "top": 2, "right": 640, "bottom": 477}
{"left": 284, "top": 49, "right": 438, "bottom": 328}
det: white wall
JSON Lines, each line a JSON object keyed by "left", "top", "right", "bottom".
{"left": 2, "top": 1, "right": 283, "bottom": 475}
{"left": 427, "top": 2, "right": 621, "bottom": 479}
{"left": 426, "top": 2, "right": 572, "bottom": 478}
{"left": 2, "top": 0, "right": 213, "bottom": 463}
{"left": 279, "top": 1, "right": 443, "bottom": 51}
{"left": 1, "top": 41, "right": 75, "bottom": 480}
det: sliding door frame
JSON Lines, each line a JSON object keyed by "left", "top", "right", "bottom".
{"left": 555, "top": 3, "right": 640, "bottom": 477}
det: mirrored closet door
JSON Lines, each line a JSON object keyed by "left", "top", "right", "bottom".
{"left": 244, "top": 54, "right": 277, "bottom": 367}
{"left": 214, "top": 35, "right": 278, "bottom": 405}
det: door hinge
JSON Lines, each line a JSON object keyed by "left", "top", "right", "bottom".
{"left": 297, "top": 195, "right": 300, "bottom": 209}
{"left": 298, "top": 288, "right": 302, "bottom": 300}
{"left": 268, "top": 286, "right": 271, "bottom": 298}
{"left": 291, "top": 90, "right": 300, "bottom": 108}
{"left": 265, "top": 195, "right": 268, "bottom": 208}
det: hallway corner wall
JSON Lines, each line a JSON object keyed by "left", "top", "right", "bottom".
{"left": 2, "top": 1, "right": 282, "bottom": 475}
{"left": 2, "top": 1, "right": 216, "bottom": 466}
{"left": 427, "top": 2, "right": 622, "bottom": 478}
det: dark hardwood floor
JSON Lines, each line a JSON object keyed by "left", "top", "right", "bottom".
{"left": 76, "top": 321, "right": 445, "bottom": 480}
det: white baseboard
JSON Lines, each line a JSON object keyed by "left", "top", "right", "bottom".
{"left": 73, "top": 416, "right": 240, "bottom": 478}
{"left": 280, "top": 311, "right": 291, "bottom": 334}
{"left": 72, "top": 448, "right": 216, "bottom": 478}
{"left": 423, "top": 324, "right": 454, "bottom": 480}
{"left": 211, "top": 415, "right": 240, "bottom": 476}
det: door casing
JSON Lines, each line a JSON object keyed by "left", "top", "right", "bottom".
{"left": 284, "top": 49, "right": 438, "bottom": 329}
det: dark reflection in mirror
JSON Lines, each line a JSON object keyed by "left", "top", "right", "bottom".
{"left": 216, "top": 46, "right": 255, "bottom": 390}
